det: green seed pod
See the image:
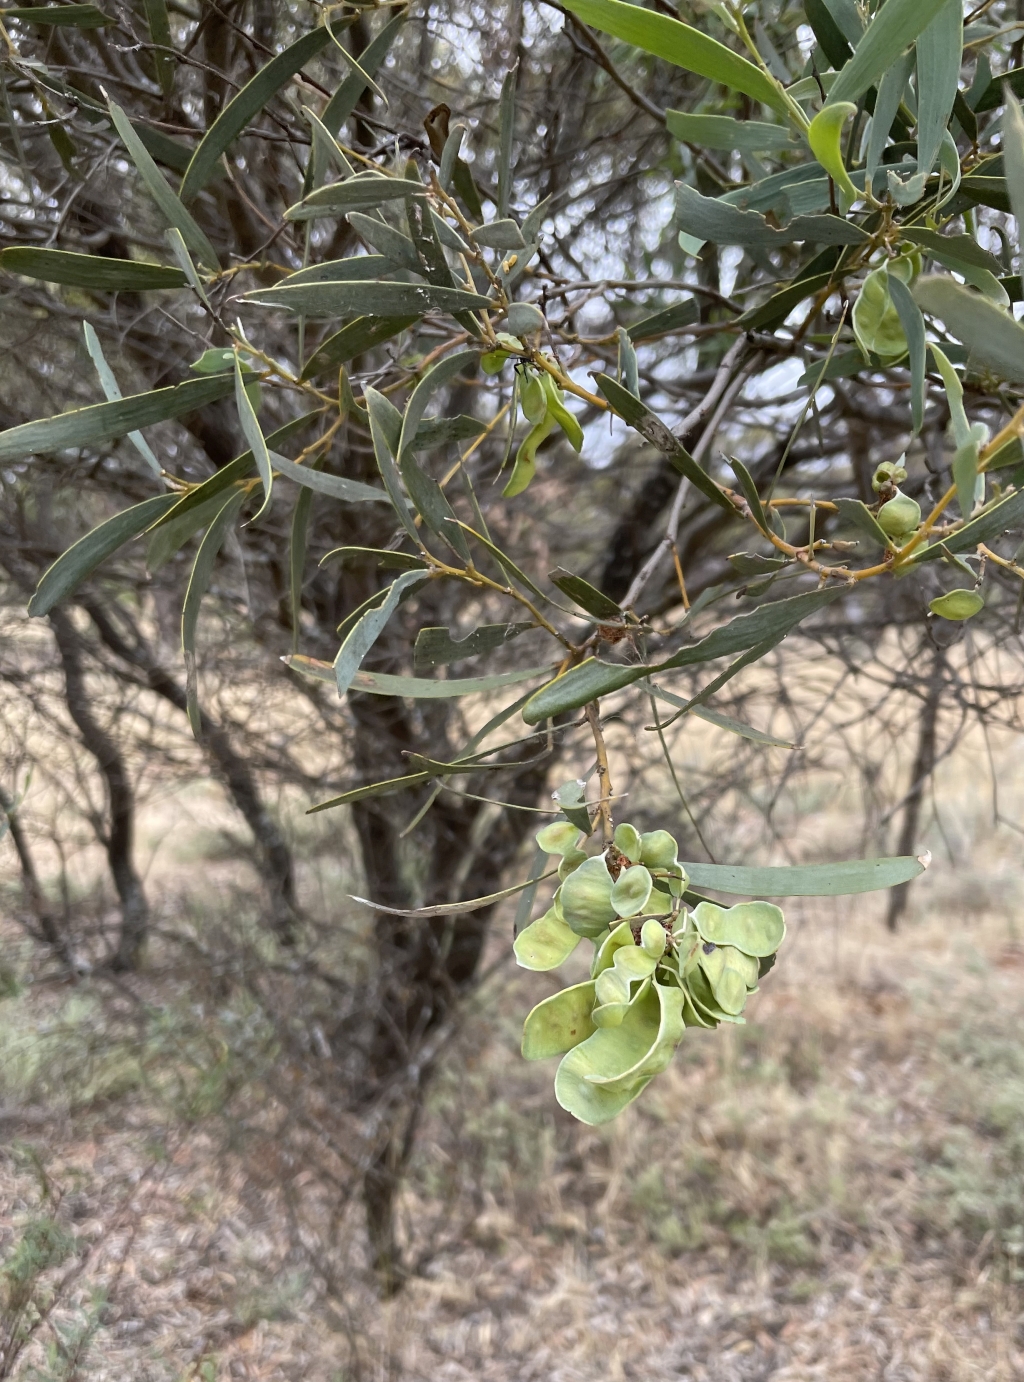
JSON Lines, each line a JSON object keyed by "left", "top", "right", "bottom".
{"left": 595, "top": 967, "right": 630, "bottom": 1007}
{"left": 610, "top": 864, "right": 653, "bottom": 918}
{"left": 520, "top": 371, "right": 548, "bottom": 424}
{"left": 613, "top": 822, "right": 643, "bottom": 862}
{"left": 592, "top": 1002, "right": 626, "bottom": 1028}
{"left": 559, "top": 854, "right": 617, "bottom": 937}
{"left": 480, "top": 349, "right": 508, "bottom": 375}
{"left": 639, "top": 830, "right": 679, "bottom": 870}
{"left": 557, "top": 847, "right": 588, "bottom": 881}
{"left": 640, "top": 919, "right": 667, "bottom": 959}
{"left": 506, "top": 302, "right": 546, "bottom": 339}
{"left": 876, "top": 489, "right": 921, "bottom": 538}
{"left": 929, "top": 588, "right": 984, "bottom": 621}
{"left": 536, "top": 820, "right": 580, "bottom": 856}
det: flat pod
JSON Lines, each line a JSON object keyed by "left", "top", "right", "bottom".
{"left": 930, "top": 588, "right": 984, "bottom": 620}
{"left": 592, "top": 919, "right": 637, "bottom": 977}
{"left": 640, "top": 918, "right": 667, "bottom": 959}
{"left": 611, "top": 864, "right": 653, "bottom": 918}
{"left": 536, "top": 819, "right": 580, "bottom": 855}
{"left": 697, "top": 946, "right": 749, "bottom": 1016}
{"left": 613, "top": 822, "right": 643, "bottom": 861}
{"left": 522, "top": 980, "right": 597, "bottom": 1059}
{"left": 692, "top": 900, "right": 785, "bottom": 957}
{"left": 554, "top": 981, "right": 684, "bottom": 1125}
{"left": 686, "top": 966, "right": 744, "bottom": 1025}
{"left": 559, "top": 854, "right": 617, "bottom": 937}
{"left": 639, "top": 829, "right": 679, "bottom": 869}
{"left": 514, "top": 901, "right": 581, "bottom": 971}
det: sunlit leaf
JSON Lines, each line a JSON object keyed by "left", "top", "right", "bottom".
{"left": 563, "top": 0, "right": 788, "bottom": 113}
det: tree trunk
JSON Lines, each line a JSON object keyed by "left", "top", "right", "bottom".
{"left": 48, "top": 610, "right": 148, "bottom": 970}
{"left": 886, "top": 644, "right": 944, "bottom": 932}
{"left": 82, "top": 598, "right": 298, "bottom": 942}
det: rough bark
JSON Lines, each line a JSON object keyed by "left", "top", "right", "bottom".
{"left": 48, "top": 610, "right": 148, "bottom": 970}
{"left": 886, "top": 645, "right": 944, "bottom": 932}
{"left": 82, "top": 598, "right": 298, "bottom": 942}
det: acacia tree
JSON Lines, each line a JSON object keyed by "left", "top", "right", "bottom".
{"left": 6, "top": 0, "right": 1024, "bottom": 1286}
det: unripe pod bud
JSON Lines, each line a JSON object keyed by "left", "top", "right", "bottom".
{"left": 877, "top": 489, "right": 921, "bottom": 538}
{"left": 929, "top": 588, "right": 984, "bottom": 621}
{"left": 640, "top": 919, "right": 667, "bottom": 959}
{"left": 506, "top": 302, "right": 546, "bottom": 338}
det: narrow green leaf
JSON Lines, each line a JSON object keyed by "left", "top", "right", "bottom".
{"left": 320, "top": 12, "right": 406, "bottom": 136}
{"left": 826, "top": 0, "right": 954, "bottom": 107}
{"left": 913, "top": 276, "right": 1024, "bottom": 381}
{"left": 275, "top": 254, "right": 395, "bottom": 287}
{"left": 412, "top": 415, "right": 483, "bottom": 450}
{"left": 5, "top": 5, "right": 111, "bottom": 26}
{"left": 106, "top": 98, "right": 219, "bottom": 271}
{"left": 866, "top": 51, "right": 914, "bottom": 185}
{"left": 181, "top": 490, "right": 245, "bottom": 738}
{"left": 180, "top": 27, "right": 332, "bottom": 203}
{"left": 522, "top": 586, "right": 846, "bottom": 724}
{"left": 915, "top": 0, "right": 962, "bottom": 181}
{"left": 908, "top": 489, "right": 1024, "bottom": 562}
{"left": 803, "top": 0, "right": 853, "bottom": 69}
{"left": 287, "top": 653, "right": 550, "bottom": 699}
{"left": 666, "top": 111, "right": 798, "bottom": 152}
{"left": 548, "top": 567, "right": 622, "bottom": 620}
{"left": 143, "top": 0, "right": 174, "bottom": 96}
{"left": 150, "top": 413, "right": 319, "bottom": 531}
{"left": 413, "top": 621, "right": 532, "bottom": 669}
{"left": 835, "top": 496, "right": 892, "bottom": 548}
{"left": 290, "top": 474, "right": 315, "bottom": 653}
{"left": 564, "top": 0, "right": 788, "bottom": 114}
{"left": 675, "top": 184, "right": 867, "bottom": 248}
{"left": 147, "top": 491, "right": 231, "bottom": 573}
{"left": 347, "top": 213, "right": 419, "bottom": 269}
{"left": 0, "top": 247, "right": 185, "bottom": 291}
{"left": 28, "top": 493, "right": 177, "bottom": 617}
{"left": 270, "top": 451, "right": 390, "bottom": 504}
{"left": 305, "top": 772, "right": 432, "bottom": 812}
{"left": 901, "top": 228, "right": 1003, "bottom": 276}
{"left": 364, "top": 387, "right": 418, "bottom": 542}
{"left": 334, "top": 569, "right": 427, "bottom": 697}
{"left": 886, "top": 274, "right": 926, "bottom": 435}
{"left": 497, "top": 64, "right": 517, "bottom": 220}
{"left": 82, "top": 322, "right": 161, "bottom": 476}
{"left": 299, "top": 315, "right": 418, "bottom": 380}
{"left": 244, "top": 280, "right": 491, "bottom": 317}
{"left": 0, "top": 373, "right": 238, "bottom": 464}
{"left": 649, "top": 684, "right": 796, "bottom": 747}
{"left": 738, "top": 270, "right": 834, "bottom": 332}
{"left": 472, "top": 219, "right": 526, "bottom": 251}
{"left": 627, "top": 300, "right": 698, "bottom": 342}
{"left": 727, "top": 458, "right": 770, "bottom": 535}
{"left": 284, "top": 173, "right": 423, "bottom": 221}
{"left": 457, "top": 522, "right": 555, "bottom": 604}
{"left": 595, "top": 374, "right": 733, "bottom": 514}
{"left": 319, "top": 546, "right": 426, "bottom": 571}
{"left": 1003, "top": 93, "right": 1024, "bottom": 304}
{"left": 164, "top": 228, "right": 210, "bottom": 308}
{"left": 233, "top": 353, "right": 272, "bottom": 524}
{"left": 684, "top": 855, "right": 927, "bottom": 896}
{"left": 348, "top": 869, "right": 559, "bottom": 917}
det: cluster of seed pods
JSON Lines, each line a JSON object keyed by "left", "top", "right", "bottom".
{"left": 514, "top": 820, "right": 786, "bottom": 1124}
